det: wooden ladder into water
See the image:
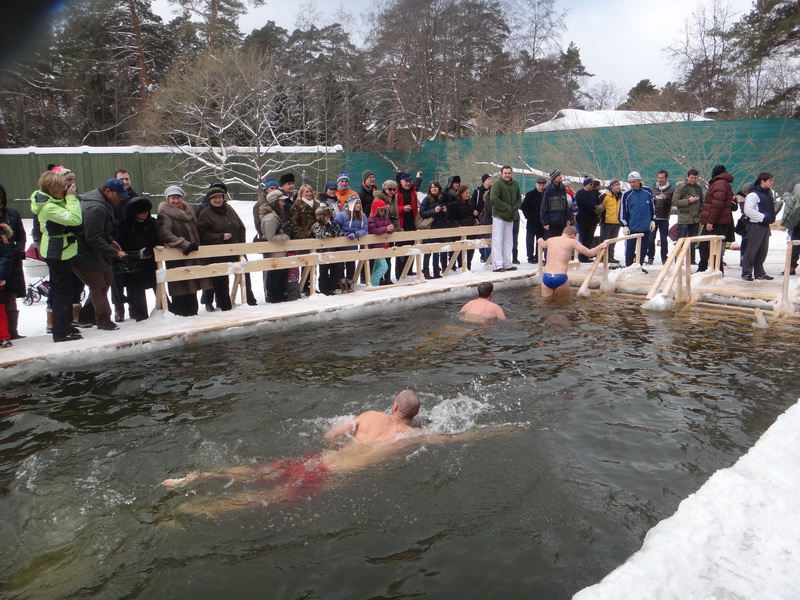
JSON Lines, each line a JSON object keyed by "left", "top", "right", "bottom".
{"left": 645, "top": 235, "right": 724, "bottom": 304}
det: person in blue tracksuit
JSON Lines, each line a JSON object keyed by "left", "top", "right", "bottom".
{"left": 620, "top": 171, "right": 655, "bottom": 269}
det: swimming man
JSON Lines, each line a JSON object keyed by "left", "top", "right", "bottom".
{"left": 162, "top": 390, "right": 426, "bottom": 517}
{"left": 459, "top": 282, "right": 506, "bottom": 321}
{"left": 538, "top": 225, "right": 608, "bottom": 297}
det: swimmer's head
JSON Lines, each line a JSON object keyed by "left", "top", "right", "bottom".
{"left": 477, "top": 282, "right": 494, "bottom": 299}
{"left": 394, "top": 389, "right": 420, "bottom": 420}
{"left": 563, "top": 225, "right": 577, "bottom": 237}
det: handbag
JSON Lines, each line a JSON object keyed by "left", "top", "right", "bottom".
{"left": 415, "top": 213, "right": 434, "bottom": 230}
{"left": 735, "top": 216, "right": 749, "bottom": 237}
{"left": 25, "top": 243, "right": 43, "bottom": 261}
{"left": 594, "top": 204, "right": 606, "bottom": 218}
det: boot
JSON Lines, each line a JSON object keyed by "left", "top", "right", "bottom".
{"left": 96, "top": 317, "right": 119, "bottom": 331}
{"left": 73, "top": 303, "right": 94, "bottom": 328}
{"left": 8, "top": 309, "right": 24, "bottom": 339}
{"left": 114, "top": 304, "right": 125, "bottom": 323}
{"left": 46, "top": 308, "right": 53, "bottom": 334}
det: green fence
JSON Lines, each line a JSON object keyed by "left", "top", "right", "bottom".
{"left": 2, "top": 119, "right": 797, "bottom": 217}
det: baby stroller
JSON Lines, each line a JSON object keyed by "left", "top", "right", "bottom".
{"left": 23, "top": 276, "right": 50, "bottom": 306}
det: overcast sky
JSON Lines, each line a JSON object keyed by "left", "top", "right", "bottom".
{"left": 152, "top": 0, "right": 755, "bottom": 96}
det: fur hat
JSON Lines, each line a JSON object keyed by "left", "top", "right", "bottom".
{"left": 127, "top": 196, "right": 153, "bottom": 217}
{"left": 370, "top": 198, "right": 387, "bottom": 216}
{"left": 164, "top": 185, "right": 185, "bottom": 198}
{"left": 205, "top": 186, "right": 227, "bottom": 201}
{"left": 549, "top": 169, "right": 561, "bottom": 180}
{"left": 711, "top": 164, "right": 727, "bottom": 178}
{"left": 382, "top": 180, "right": 397, "bottom": 190}
{"left": 279, "top": 173, "right": 295, "bottom": 186}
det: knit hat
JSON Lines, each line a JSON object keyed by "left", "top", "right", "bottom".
{"left": 324, "top": 181, "right": 337, "bottom": 191}
{"left": 205, "top": 186, "right": 227, "bottom": 201}
{"left": 266, "top": 190, "right": 288, "bottom": 204}
{"left": 262, "top": 178, "right": 279, "bottom": 189}
{"left": 337, "top": 173, "right": 350, "bottom": 185}
{"left": 711, "top": 164, "right": 727, "bottom": 178}
{"left": 362, "top": 170, "right": 375, "bottom": 182}
{"left": 481, "top": 173, "right": 491, "bottom": 183}
{"left": 549, "top": 169, "right": 561, "bottom": 180}
{"left": 608, "top": 179, "right": 621, "bottom": 190}
{"left": 279, "top": 173, "right": 295, "bottom": 186}
{"left": 370, "top": 198, "right": 387, "bottom": 216}
{"left": 50, "top": 165, "right": 74, "bottom": 178}
{"left": 583, "top": 177, "right": 594, "bottom": 187}
{"left": 164, "top": 185, "right": 185, "bottom": 198}
{"left": 627, "top": 171, "right": 642, "bottom": 181}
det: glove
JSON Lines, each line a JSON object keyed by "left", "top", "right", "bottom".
{"left": 347, "top": 232, "right": 356, "bottom": 240}
{"left": 183, "top": 242, "right": 199, "bottom": 256}
{"left": 649, "top": 221, "right": 656, "bottom": 232}
{"left": 622, "top": 226, "right": 630, "bottom": 236}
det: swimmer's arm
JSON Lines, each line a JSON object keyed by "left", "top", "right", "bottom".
{"left": 423, "top": 424, "right": 521, "bottom": 445}
{"left": 324, "top": 418, "right": 358, "bottom": 445}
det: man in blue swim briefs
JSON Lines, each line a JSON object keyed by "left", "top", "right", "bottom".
{"left": 538, "top": 225, "right": 608, "bottom": 297}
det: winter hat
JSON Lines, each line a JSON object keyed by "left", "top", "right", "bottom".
{"left": 481, "top": 173, "right": 491, "bottom": 184}
{"left": 382, "top": 179, "right": 397, "bottom": 190}
{"left": 711, "top": 164, "right": 727, "bottom": 178}
{"left": 548, "top": 169, "right": 561, "bottom": 180}
{"left": 346, "top": 198, "right": 360, "bottom": 212}
{"left": 103, "top": 178, "right": 130, "bottom": 199}
{"left": 127, "top": 196, "right": 153, "bottom": 216}
{"left": 324, "top": 181, "right": 337, "bottom": 192}
{"left": 608, "top": 179, "right": 621, "bottom": 190}
{"left": 399, "top": 172, "right": 413, "bottom": 181}
{"left": 627, "top": 171, "right": 642, "bottom": 181}
{"left": 362, "top": 170, "right": 375, "bottom": 182}
{"left": 583, "top": 177, "right": 594, "bottom": 187}
{"left": 536, "top": 177, "right": 547, "bottom": 184}
{"left": 266, "top": 190, "right": 288, "bottom": 204}
{"left": 49, "top": 165, "right": 74, "bottom": 178}
{"left": 208, "top": 180, "right": 228, "bottom": 194}
{"left": 337, "top": 173, "right": 350, "bottom": 185}
{"left": 262, "top": 177, "right": 279, "bottom": 189}
{"left": 370, "top": 198, "right": 387, "bottom": 217}
{"left": 205, "top": 186, "right": 227, "bottom": 201}
{"left": 451, "top": 175, "right": 461, "bottom": 185}
{"left": 164, "top": 185, "right": 185, "bottom": 198}
{"left": 279, "top": 173, "right": 295, "bottom": 186}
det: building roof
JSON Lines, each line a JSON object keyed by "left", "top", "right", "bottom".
{"left": 524, "top": 109, "right": 712, "bottom": 133}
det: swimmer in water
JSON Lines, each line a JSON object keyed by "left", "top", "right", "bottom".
{"left": 162, "top": 390, "right": 426, "bottom": 517}
{"left": 459, "top": 282, "right": 506, "bottom": 322}
{"left": 162, "top": 390, "right": 518, "bottom": 517}
{"left": 538, "top": 226, "right": 608, "bottom": 297}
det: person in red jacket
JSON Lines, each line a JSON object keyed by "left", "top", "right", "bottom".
{"left": 698, "top": 165, "right": 735, "bottom": 274}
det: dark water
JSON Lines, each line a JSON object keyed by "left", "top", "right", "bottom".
{"left": 1, "top": 288, "right": 797, "bottom": 599}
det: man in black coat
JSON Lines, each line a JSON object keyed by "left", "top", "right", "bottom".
{"left": 575, "top": 177, "right": 601, "bottom": 262}
{"left": 520, "top": 177, "right": 546, "bottom": 263}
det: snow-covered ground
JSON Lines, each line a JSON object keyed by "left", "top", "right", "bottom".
{"left": 7, "top": 200, "right": 800, "bottom": 598}
{"left": 574, "top": 398, "right": 800, "bottom": 600}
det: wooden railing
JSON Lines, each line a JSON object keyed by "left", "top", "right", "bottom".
{"left": 574, "top": 233, "right": 644, "bottom": 297}
{"left": 779, "top": 240, "right": 800, "bottom": 312}
{"left": 153, "top": 225, "right": 492, "bottom": 311}
{"left": 645, "top": 234, "right": 723, "bottom": 303}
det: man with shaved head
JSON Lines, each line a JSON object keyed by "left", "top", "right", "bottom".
{"left": 163, "top": 390, "right": 424, "bottom": 515}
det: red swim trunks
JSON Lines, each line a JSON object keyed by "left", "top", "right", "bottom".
{"left": 257, "top": 453, "right": 329, "bottom": 502}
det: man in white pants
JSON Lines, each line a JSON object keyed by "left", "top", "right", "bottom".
{"left": 490, "top": 166, "right": 522, "bottom": 272}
